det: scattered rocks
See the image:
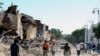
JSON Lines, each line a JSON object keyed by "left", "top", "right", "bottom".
{"left": 0, "top": 52, "right": 4, "bottom": 56}
{"left": 0, "top": 42, "right": 41, "bottom": 56}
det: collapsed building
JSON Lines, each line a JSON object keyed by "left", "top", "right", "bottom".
{"left": 0, "top": 5, "right": 51, "bottom": 45}
{"left": 0, "top": 4, "right": 52, "bottom": 56}
{"left": 0, "top": 5, "right": 23, "bottom": 40}
{"left": 21, "top": 13, "right": 37, "bottom": 40}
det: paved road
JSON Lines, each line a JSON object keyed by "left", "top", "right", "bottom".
{"left": 48, "top": 45, "right": 100, "bottom": 56}
{"left": 33, "top": 44, "right": 100, "bottom": 56}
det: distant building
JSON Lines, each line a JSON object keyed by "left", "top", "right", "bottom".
{"left": 35, "top": 20, "right": 43, "bottom": 37}
{"left": 85, "top": 24, "right": 100, "bottom": 46}
{"left": 43, "top": 25, "right": 51, "bottom": 41}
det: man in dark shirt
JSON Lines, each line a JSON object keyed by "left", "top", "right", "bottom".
{"left": 10, "top": 36, "right": 21, "bottom": 56}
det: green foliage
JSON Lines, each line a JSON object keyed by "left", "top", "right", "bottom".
{"left": 93, "top": 23, "right": 100, "bottom": 42}
{"left": 72, "top": 28, "right": 85, "bottom": 43}
{"left": 64, "top": 28, "right": 85, "bottom": 44}
{"left": 64, "top": 35, "right": 76, "bottom": 44}
{"left": 49, "top": 28, "right": 63, "bottom": 39}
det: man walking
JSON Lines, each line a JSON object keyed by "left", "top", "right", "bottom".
{"left": 10, "top": 36, "right": 21, "bottom": 56}
{"left": 76, "top": 42, "right": 81, "bottom": 56}
{"left": 43, "top": 41, "right": 49, "bottom": 56}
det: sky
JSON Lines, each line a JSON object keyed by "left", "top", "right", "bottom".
{"left": 1, "top": 0, "right": 100, "bottom": 34}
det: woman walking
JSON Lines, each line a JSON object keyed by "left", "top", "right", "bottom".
{"left": 63, "top": 43, "right": 71, "bottom": 56}
{"left": 51, "top": 43, "right": 56, "bottom": 56}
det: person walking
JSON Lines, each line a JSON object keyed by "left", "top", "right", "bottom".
{"left": 63, "top": 43, "right": 71, "bottom": 56}
{"left": 84, "top": 43, "right": 87, "bottom": 53}
{"left": 43, "top": 41, "right": 49, "bottom": 56}
{"left": 76, "top": 42, "right": 81, "bottom": 56}
{"left": 10, "top": 36, "right": 21, "bottom": 56}
{"left": 92, "top": 44, "right": 96, "bottom": 52}
{"left": 80, "top": 43, "right": 85, "bottom": 53}
{"left": 51, "top": 43, "right": 56, "bottom": 56}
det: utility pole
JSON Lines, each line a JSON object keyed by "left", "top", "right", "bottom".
{"left": 93, "top": 8, "right": 100, "bottom": 46}
{"left": 84, "top": 24, "right": 88, "bottom": 44}
{"left": 88, "top": 20, "right": 94, "bottom": 43}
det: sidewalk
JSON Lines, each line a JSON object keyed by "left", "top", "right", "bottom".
{"left": 28, "top": 45, "right": 100, "bottom": 56}
{"left": 71, "top": 46, "right": 100, "bottom": 56}
{"left": 53, "top": 49, "right": 100, "bottom": 56}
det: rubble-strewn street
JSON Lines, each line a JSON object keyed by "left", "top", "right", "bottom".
{"left": 48, "top": 44, "right": 100, "bottom": 56}
{"left": 0, "top": 39, "right": 100, "bottom": 56}
{"left": 1, "top": 0, "right": 100, "bottom": 56}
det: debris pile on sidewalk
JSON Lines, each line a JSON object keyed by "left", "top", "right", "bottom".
{"left": 0, "top": 42, "right": 44, "bottom": 56}
{"left": 0, "top": 42, "right": 10, "bottom": 56}
{"left": 27, "top": 47, "right": 43, "bottom": 56}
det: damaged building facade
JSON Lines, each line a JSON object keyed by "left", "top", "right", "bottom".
{"left": 21, "top": 13, "right": 37, "bottom": 40}
{"left": 43, "top": 24, "right": 51, "bottom": 41}
{"left": 0, "top": 5, "right": 51, "bottom": 43}
{"left": 0, "top": 5, "right": 23, "bottom": 39}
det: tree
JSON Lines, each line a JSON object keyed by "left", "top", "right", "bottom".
{"left": 63, "top": 28, "right": 85, "bottom": 44}
{"left": 49, "top": 28, "right": 63, "bottom": 39}
{"left": 93, "top": 23, "right": 100, "bottom": 43}
{"left": 64, "top": 35, "right": 76, "bottom": 44}
{"left": 71, "top": 28, "right": 85, "bottom": 43}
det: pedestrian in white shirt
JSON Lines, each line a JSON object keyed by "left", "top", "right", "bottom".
{"left": 51, "top": 43, "right": 56, "bottom": 56}
{"left": 76, "top": 42, "right": 81, "bottom": 56}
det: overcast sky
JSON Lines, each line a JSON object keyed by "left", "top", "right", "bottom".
{"left": 2, "top": 0, "right": 100, "bottom": 34}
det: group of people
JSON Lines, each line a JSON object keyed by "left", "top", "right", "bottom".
{"left": 42, "top": 41, "right": 98, "bottom": 56}
{"left": 42, "top": 41, "right": 57, "bottom": 56}
{"left": 11, "top": 37, "right": 95, "bottom": 56}
{"left": 42, "top": 40, "right": 71, "bottom": 56}
{"left": 76, "top": 42, "right": 97, "bottom": 56}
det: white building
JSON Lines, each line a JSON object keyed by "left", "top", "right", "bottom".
{"left": 85, "top": 24, "right": 100, "bottom": 46}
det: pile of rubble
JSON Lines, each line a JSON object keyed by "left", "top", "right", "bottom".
{"left": 0, "top": 42, "right": 10, "bottom": 56}
{"left": 27, "top": 47, "right": 43, "bottom": 56}
{"left": 0, "top": 4, "right": 45, "bottom": 56}
{"left": 0, "top": 42, "right": 42, "bottom": 56}
{"left": 0, "top": 37, "right": 42, "bottom": 56}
